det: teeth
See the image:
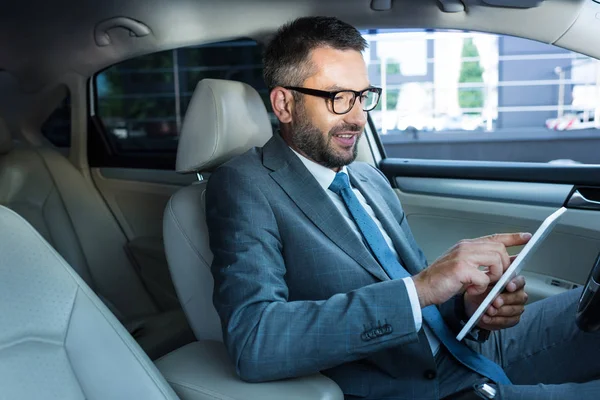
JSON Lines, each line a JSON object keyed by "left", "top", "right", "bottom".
{"left": 336, "top": 135, "right": 353, "bottom": 138}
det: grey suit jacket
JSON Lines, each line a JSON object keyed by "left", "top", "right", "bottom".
{"left": 206, "top": 134, "right": 465, "bottom": 399}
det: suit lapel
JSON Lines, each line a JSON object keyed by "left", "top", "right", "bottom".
{"left": 348, "top": 165, "right": 424, "bottom": 276}
{"left": 263, "top": 135, "right": 389, "bottom": 282}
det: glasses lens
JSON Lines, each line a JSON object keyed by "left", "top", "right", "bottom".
{"left": 362, "top": 89, "right": 380, "bottom": 111}
{"left": 332, "top": 91, "right": 355, "bottom": 114}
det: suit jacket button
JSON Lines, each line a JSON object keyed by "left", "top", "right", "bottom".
{"left": 424, "top": 370, "right": 436, "bottom": 380}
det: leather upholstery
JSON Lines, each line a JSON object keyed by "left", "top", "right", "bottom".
{"left": 166, "top": 79, "right": 272, "bottom": 341}
{"left": 0, "top": 118, "right": 193, "bottom": 359}
{"left": 175, "top": 79, "right": 272, "bottom": 173}
{"left": 164, "top": 181, "right": 222, "bottom": 341}
{"left": 0, "top": 205, "right": 179, "bottom": 400}
{"left": 156, "top": 341, "right": 344, "bottom": 400}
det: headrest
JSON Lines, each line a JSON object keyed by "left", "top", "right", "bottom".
{"left": 176, "top": 79, "right": 273, "bottom": 173}
{"left": 0, "top": 117, "right": 11, "bottom": 155}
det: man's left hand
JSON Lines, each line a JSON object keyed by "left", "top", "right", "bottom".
{"left": 464, "top": 273, "right": 528, "bottom": 331}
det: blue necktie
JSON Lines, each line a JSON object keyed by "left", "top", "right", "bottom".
{"left": 329, "top": 172, "right": 511, "bottom": 385}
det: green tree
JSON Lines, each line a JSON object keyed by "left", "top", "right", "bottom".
{"left": 458, "top": 38, "right": 484, "bottom": 115}
{"left": 386, "top": 60, "right": 401, "bottom": 75}
{"left": 373, "top": 89, "right": 399, "bottom": 111}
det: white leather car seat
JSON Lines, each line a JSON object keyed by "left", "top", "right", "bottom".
{"left": 161, "top": 79, "right": 343, "bottom": 399}
{"left": 0, "top": 205, "right": 180, "bottom": 400}
{"left": 0, "top": 117, "right": 193, "bottom": 359}
{"left": 163, "top": 78, "right": 272, "bottom": 342}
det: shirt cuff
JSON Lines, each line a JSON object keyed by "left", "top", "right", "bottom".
{"left": 402, "top": 277, "right": 422, "bottom": 331}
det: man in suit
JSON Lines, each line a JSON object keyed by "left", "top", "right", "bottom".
{"left": 206, "top": 16, "right": 600, "bottom": 399}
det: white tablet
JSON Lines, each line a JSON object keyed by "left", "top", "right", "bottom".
{"left": 456, "top": 206, "right": 567, "bottom": 341}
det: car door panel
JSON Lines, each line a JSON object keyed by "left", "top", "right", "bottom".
{"left": 379, "top": 160, "right": 600, "bottom": 304}
{"left": 91, "top": 167, "right": 195, "bottom": 310}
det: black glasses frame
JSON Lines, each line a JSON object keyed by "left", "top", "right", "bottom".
{"left": 284, "top": 86, "right": 382, "bottom": 115}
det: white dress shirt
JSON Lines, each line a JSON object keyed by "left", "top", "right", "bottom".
{"left": 291, "top": 149, "right": 440, "bottom": 355}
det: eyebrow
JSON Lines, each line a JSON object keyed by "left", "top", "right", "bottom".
{"left": 325, "top": 84, "right": 373, "bottom": 91}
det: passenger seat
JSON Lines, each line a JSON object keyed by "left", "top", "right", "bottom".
{"left": 163, "top": 79, "right": 273, "bottom": 341}
{"left": 0, "top": 117, "right": 194, "bottom": 359}
{"left": 159, "top": 79, "right": 344, "bottom": 399}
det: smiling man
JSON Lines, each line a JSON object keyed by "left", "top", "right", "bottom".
{"left": 206, "top": 17, "right": 600, "bottom": 400}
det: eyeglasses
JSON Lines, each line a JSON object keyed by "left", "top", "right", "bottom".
{"left": 284, "top": 86, "right": 382, "bottom": 115}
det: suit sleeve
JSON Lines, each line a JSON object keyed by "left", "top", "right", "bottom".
{"left": 206, "top": 165, "right": 421, "bottom": 383}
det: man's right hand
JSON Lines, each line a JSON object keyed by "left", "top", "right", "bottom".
{"left": 411, "top": 233, "right": 532, "bottom": 308}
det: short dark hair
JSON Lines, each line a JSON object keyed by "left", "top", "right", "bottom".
{"left": 263, "top": 16, "right": 367, "bottom": 90}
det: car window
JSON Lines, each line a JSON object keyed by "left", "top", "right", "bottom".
{"left": 41, "top": 93, "right": 71, "bottom": 148}
{"left": 94, "top": 39, "right": 272, "bottom": 155}
{"left": 364, "top": 30, "right": 600, "bottom": 164}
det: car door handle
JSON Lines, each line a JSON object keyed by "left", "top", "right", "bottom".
{"left": 567, "top": 190, "right": 600, "bottom": 211}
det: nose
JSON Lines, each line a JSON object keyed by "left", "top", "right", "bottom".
{"left": 344, "top": 96, "right": 367, "bottom": 127}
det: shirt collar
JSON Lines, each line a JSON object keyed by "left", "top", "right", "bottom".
{"left": 290, "top": 147, "right": 349, "bottom": 192}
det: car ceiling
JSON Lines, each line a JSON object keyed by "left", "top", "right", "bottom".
{"left": 0, "top": 0, "right": 596, "bottom": 93}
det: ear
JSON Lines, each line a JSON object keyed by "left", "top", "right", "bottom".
{"left": 270, "top": 87, "right": 294, "bottom": 124}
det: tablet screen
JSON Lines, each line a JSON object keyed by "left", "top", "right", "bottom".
{"left": 456, "top": 206, "right": 567, "bottom": 341}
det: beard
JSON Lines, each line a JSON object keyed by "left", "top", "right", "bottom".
{"left": 290, "top": 105, "right": 362, "bottom": 169}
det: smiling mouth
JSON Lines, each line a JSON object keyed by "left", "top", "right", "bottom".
{"left": 332, "top": 130, "right": 361, "bottom": 137}
{"left": 331, "top": 132, "right": 359, "bottom": 147}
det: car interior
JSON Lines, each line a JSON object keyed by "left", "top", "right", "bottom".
{"left": 2, "top": 0, "right": 600, "bottom": 399}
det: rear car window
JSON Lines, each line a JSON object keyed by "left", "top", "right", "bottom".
{"left": 94, "top": 39, "right": 271, "bottom": 155}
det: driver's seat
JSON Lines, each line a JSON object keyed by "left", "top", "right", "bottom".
{"left": 0, "top": 205, "right": 179, "bottom": 400}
